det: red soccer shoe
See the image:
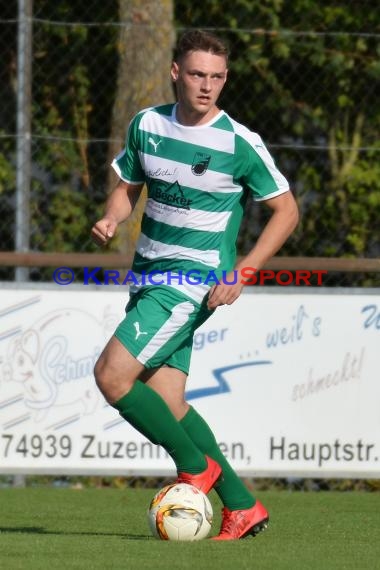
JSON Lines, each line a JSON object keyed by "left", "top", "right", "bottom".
{"left": 176, "top": 456, "right": 222, "bottom": 494}
{"left": 211, "top": 500, "right": 269, "bottom": 541}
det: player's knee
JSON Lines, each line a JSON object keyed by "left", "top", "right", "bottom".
{"left": 94, "top": 355, "right": 105, "bottom": 386}
{"left": 93, "top": 355, "right": 110, "bottom": 394}
{"left": 94, "top": 354, "right": 135, "bottom": 402}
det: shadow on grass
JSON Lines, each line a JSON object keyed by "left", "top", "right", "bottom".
{"left": 0, "top": 526, "right": 152, "bottom": 540}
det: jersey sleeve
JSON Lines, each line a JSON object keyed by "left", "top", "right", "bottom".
{"left": 234, "top": 131, "right": 289, "bottom": 201}
{"left": 111, "top": 113, "right": 146, "bottom": 184}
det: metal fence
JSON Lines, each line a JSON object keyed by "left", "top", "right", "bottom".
{"left": 1, "top": 1, "right": 379, "bottom": 287}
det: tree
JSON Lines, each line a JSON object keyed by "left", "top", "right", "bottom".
{"left": 107, "top": 0, "right": 175, "bottom": 258}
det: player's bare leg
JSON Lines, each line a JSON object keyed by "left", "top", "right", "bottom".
{"left": 94, "top": 335, "right": 144, "bottom": 402}
{"left": 142, "top": 366, "right": 189, "bottom": 420}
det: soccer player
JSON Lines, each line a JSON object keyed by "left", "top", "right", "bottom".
{"left": 91, "top": 29, "right": 299, "bottom": 540}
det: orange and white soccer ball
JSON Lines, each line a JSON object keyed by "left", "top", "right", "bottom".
{"left": 147, "top": 483, "right": 213, "bottom": 541}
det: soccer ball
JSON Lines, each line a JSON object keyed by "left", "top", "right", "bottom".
{"left": 147, "top": 483, "right": 213, "bottom": 541}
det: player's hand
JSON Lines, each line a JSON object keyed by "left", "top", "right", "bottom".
{"left": 91, "top": 217, "right": 118, "bottom": 246}
{"left": 207, "top": 272, "right": 244, "bottom": 310}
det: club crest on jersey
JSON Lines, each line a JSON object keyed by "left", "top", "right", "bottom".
{"left": 191, "top": 152, "right": 211, "bottom": 176}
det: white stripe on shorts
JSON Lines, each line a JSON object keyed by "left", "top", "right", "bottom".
{"left": 136, "top": 300, "right": 195, "bottom": 365}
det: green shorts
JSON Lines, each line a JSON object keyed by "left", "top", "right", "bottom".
{"left": 114, "top": 286, "right": 213, "bottom": 375}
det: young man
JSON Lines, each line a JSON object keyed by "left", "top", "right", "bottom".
{"left": 92, "top": 29, "right": 299, "bottom": 540}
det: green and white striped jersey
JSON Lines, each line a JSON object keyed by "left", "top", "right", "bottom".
{"left": 112, "top": 103, "right": 289, "bottom": 303}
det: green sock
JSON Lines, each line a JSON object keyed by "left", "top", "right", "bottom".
{"left": 180, "top": 406, "right": 255, "bottom": 510}
{"left": 112, "top": 381, "right": 207, "bottom": 474}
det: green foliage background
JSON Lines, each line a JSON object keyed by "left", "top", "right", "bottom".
{"left": 0, "top": 1, "right": 379, "bottom": 283}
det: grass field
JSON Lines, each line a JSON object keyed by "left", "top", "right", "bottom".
{"left": 1, "top": 487, "right": 380, "bottom": 570}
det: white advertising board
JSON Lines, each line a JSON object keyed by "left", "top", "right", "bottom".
{"left": 0, "top": 284, "right": 379, "bottom": 478}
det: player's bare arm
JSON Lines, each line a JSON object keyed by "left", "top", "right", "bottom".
{"left": 91, "top": 179, "right": 144, "bottom": 246}
{"left": 207, "top": 192, "right": 299, "bottom": 309}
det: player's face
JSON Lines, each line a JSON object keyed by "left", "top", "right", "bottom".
{"left": 171, "top": 50, "right": 228, "bottom": 125}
